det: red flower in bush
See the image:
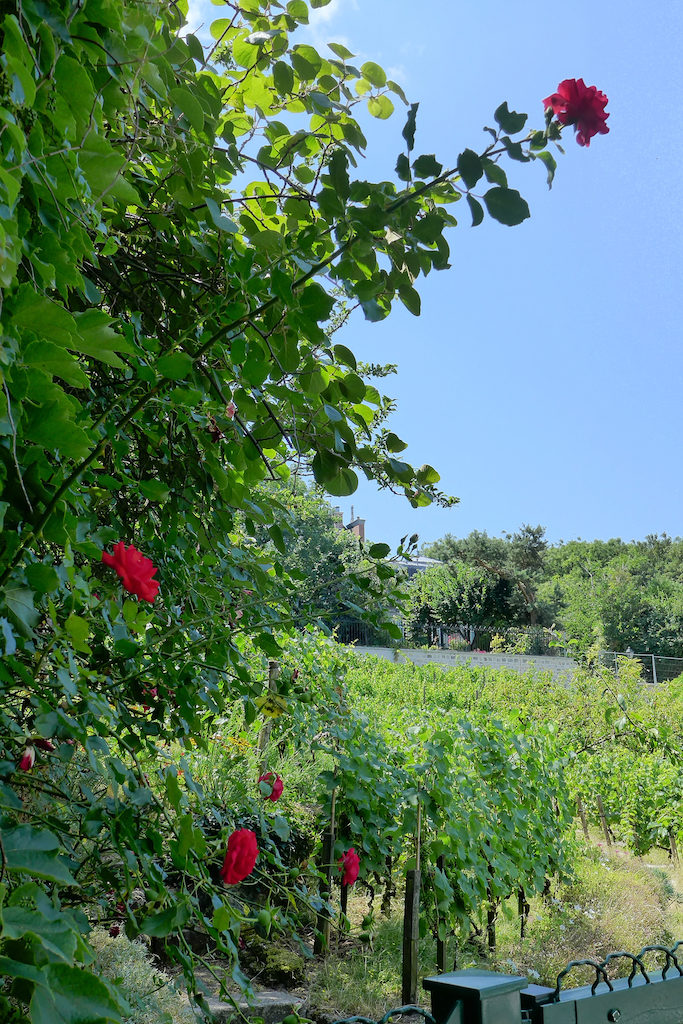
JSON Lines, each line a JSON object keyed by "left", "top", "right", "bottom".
{"left": 258, "top": 772, "right": 284, "bottom": 802}
{"left": 34, "top": 738, "right": 55, "bottom": 752}
{"left": 101, "top": 542, "right": 160, "bottom": 603}
{"left": 19, "top": 746, "right": 35, "bottom": 771}
{"left": 338, "top": 847, "right": 360, "bottom": 887}
{"left": 220, "top": 828, "right": 258, "bottom": 885}
{"left": 543, "top": 78, "right": 609, "bottom": 147}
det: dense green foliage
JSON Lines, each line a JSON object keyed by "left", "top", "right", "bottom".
{"left": 345, "top": 654, "right": 683, "bottom": 864}
{"left": 252, "top": 482, "right": 400, "bottom": 640}
{"left": 0, "top": 0, "right": 588, "bottom": 1019}
{"left": 423, "top": 528, "right": 683, "bottom": 656}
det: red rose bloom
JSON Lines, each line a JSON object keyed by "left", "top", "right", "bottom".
{"left": 543, "top": 78, "right": 609, "bottom": 147}
{"left": 34, "top": 738, "right": 55, "bottom": 752}
{"left": 102, "top": 542, "right": 160, "bottom": 603}
{"left": 338, "top": 847, "right": 360, "bottom": 887}
{"left": 220, "top": 828, "right": 258, "bottom": 885}
{"left": 19, "top": 746, "right": 35, "bottom": 771}
{"left": 258, "top": 772, "right": 284, "bottom": 802}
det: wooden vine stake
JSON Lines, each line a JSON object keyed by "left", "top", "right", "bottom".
{"left": 518, "top": 887, "right": 530, "bottom": 940}
{"left": 436, "top": 853, "right": 446, "bottom": 973}
{"left": 596, "top": 793, "right": 612, "bottom": 846}
{"left": 402, "top": 800, "right": 422, "bottom": 1005}
{"left": 257, "top": 660, "right": 279, "bottom": 774}
{"left": 576, "top": 794, "right": 590, "bottom": 841}
{"left": 314, "top": 788, "right": 336, "bottom": 955}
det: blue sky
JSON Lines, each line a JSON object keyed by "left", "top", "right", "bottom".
{"left": 187, "top": 0, "right": 683, "bottom": 550}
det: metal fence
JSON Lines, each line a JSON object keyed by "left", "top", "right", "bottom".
{"left": 333, "top": 943, "right": 683, "bottom": 1024}
{"left": 599, "top": 650, "right": 683, "bottom": 685}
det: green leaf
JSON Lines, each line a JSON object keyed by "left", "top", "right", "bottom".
{"left": 501, "top": 136, "right": 529, "bottom": 162}
{"left": 387, "top": 80, "right": 408, "bottom": 105}
{"left": 169, "top": 87, "right": 205, "bottom": 132}
{"left": 273, "top": 60, "right": 294, "bottom": 95}
{"left": 0, "top": 907, "right": 77, "bottom": 962}
{"left": 72, "top": 310, "right": 136, "bottom": 368}
{"left": 255, "top": 632, "right": 282, "bottom": 657}
{"left": 386, "top": 432, "right": 408, "bottom": 453}
{"left": 402, "top": 103, "right": 419, "bottom": 152}
{"left": 395, "top": 153, "right": 410, "bottom": 181}
{"left": 3, "top": 586, "right": 39, "bottom": 637}
{"left": 141, "top": 903, "right": 191, "bottom": 937}
{"left": 399, "top": 285, "right": 421, "bottom": 317}
{"left": 360, "top": 61, "right": 386, "bottom": 87}
{"left": 483, "top": 187, "right": 530, "bottom": 227}
{"left": 25, "top": 564, "right": 59, "bottom": 594}
{"left": 328, "top": 42, "right": 354, "bottom": 60}
{"left": 299, "top": 282, "right": 335, "bottom": 322}
{"left": 205, "top": 197, "right": 238, "bottom": 233}
{"left": 534, "top": 149, "right": 557, "bottom": 188}
{"left": 367, "top": 95, "right": 394, "bottom": 120}
{"left": 0, "top": 782, "right": 21, "bottom": 809}
{"left": 360, "top": 298, "right": 388, "bottom": 322}
{"left": 65, "top": 614, "right": 91, "bottom": 655}
{"left": 23, "top": 341, "right": 89, "bottom": 388}
{"left": 157, "top": 351, "right": 194, "bottom": 380}
{"left": 35, "top": 962, "right": 124, "bottom": 1023}
{"left": 481, "top": 157, "right": 508, "bottom": 187}
{"left": 2, "top": 826, "right": 77, "bottom": 885}
{"left": 457, "top": 148, "right": 483, "bottom": 189}
{"left": 416, "top": 464, "right": 440, "bottom": 485}
{"left": 272, "top": 815, "right": 290, "bottom": 841}
{"left": 0, "top": 617, "right": 16, "bottom": 656}
{"left": 412, "top": 154, "right": 442, "bottom": 179}
{"left": 369, "top": 543, "right": 390, "bottom": 559}
{"left": 339, "top": 372, "right": 365, "bottom": 402}
{"left": 387, "top": 458, "right": 413, "bottom": 482}
{"left": 138, "top": 479, "right": 171, "bottom": 503}
{"left": 494, "top": 101, "right": 527, "bottom": 135}
{"left": 323, "top": 403, "right": 343, "bottom": 423}
{"left": 328, "top": 150, "right": 350, "bottom": 201}
{"left": 10, "top": 286, "right": 76, "bottom": 346}
{"left": 233, "top": 34, "right": 260, "bottom": 69}
{"left": 325, "top": 467, "right": 358, "bottom": 496}
{"left": 332, "top": 344, "right": 357, "bottom": 370}
{"left": 467, "top": 195, "right": 484, "bottom": 227}
{"left": 269, "top": 524, "right": 286, "bottom": 554}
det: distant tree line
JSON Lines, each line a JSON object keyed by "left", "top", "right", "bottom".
{"left": 410, "top": 528, "right": 683, "bottom": 657}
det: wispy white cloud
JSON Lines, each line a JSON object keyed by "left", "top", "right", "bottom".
{"left": 303, "top": 0, "right": 359, "bottom": 55}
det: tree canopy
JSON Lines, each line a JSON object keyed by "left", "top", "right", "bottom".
{"left": 423, "top": 528, "right": 683, "bottom": 656}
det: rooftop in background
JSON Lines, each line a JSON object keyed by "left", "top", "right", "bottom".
{"left": 333, "top": 505, "right": 365, "bottom": 542}
{"left": 393, "top": 555, "right": 442, "bottom": 578}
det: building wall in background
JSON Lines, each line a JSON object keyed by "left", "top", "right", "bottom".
{"left": 351, "top": 645, "right": 577, "bottom": 681}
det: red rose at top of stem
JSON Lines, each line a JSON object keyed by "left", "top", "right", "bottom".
{"left": 543, "top": 78, "right": 609, "bottom": 147}
{"left": 258, "top": 772, "right": 284, "bottom": 802}
{"left": 338, "top": 847, "right": 360, "bottom": 887}
{"left": 219, "top": 828, "right": 258, "bottom": 885}
{"left": 101, "top": 542, "right": 160, "bottom": 603}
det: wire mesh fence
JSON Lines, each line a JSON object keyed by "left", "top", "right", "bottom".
{"left": 598, "top": 650, "right": 683, "bottom": 685}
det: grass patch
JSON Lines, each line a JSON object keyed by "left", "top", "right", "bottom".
{"left": 307, "top": 843, "right": 682, "bottom": 1017}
